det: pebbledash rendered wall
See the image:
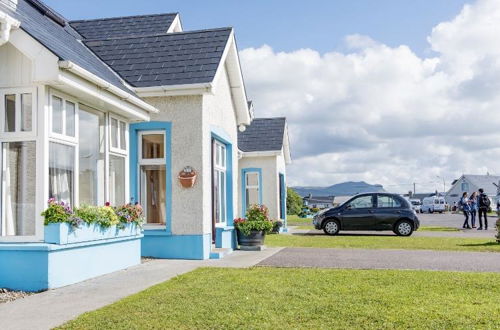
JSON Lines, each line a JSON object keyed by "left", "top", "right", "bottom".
{"left": 203, "top": 65, "right": 239, "bottom": 250}
{"left": 239, "top": 154, "right": 287, "bottom": 221}
{"left": 139, "top": 66, "right": 239, "bottom": 259}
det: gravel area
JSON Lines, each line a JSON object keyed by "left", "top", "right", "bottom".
{"left": 0, "top": 288, "right": 33, "bottom": 304}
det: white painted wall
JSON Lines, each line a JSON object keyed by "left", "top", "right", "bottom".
{"left": 203, "top": 64, "right": 239, "bottom": 232}
{"left": 238, "top": 154, "right": 285, "bottom": 220}
{"left": 144, "top": 95, "right": 205, "bottom": 235}
{"left": 0, "top": 42, "right": 32, "bottom": 87}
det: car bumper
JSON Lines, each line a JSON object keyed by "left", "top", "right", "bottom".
{"left": 312, "top": 216, "right": 324, "bottom": 230}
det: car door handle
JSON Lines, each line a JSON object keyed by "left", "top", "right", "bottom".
{"left": 368, "top": 210, "right": 374, "bottom": 213}
{"left": 395, "top": 211, "right": 401, "bottom": 214}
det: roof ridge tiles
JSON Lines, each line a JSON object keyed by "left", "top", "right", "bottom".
{"left": 82, "top": 27, "right": 233, "bottom": 42}
{"left": 69, "top": 12, "right": 179, "bottom": 23}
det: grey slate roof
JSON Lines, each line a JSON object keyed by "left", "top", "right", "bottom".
{"left": 462, "top": 175, "right": 500, "bottom": 196}
{"left": 70, "top": 13, "right": 178, "bottom": 40}
{"left": 238, "top": 117, "right": 287, "bottom": 152}
{"left": 83, "top": 28, "right": 232, "bottom": 88}
{"left": 1, "top": 0, "right": 133, "bottom": 94}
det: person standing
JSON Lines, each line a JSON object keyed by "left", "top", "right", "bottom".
{"left": 477, "top": 188, "right": 490, "bottom": 230}
{"left": 469, "top": 192, "right": 478, "bottom": 228}
{"left": 460, "top": 192, "right": 471, "bottom": 229}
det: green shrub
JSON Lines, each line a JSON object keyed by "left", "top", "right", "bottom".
{"left": 234, "top": 205, "right": 274, "bottom": 236}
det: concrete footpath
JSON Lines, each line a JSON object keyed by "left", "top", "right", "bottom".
{"left": 0, "top": 248, "right": 283, "bottom": 330}
{"left": 258, "top": 247, "right": 500, "bottom": 272}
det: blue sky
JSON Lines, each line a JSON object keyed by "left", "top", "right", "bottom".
{"left": 45, "top": 0, "right": 469, "bottom": 56}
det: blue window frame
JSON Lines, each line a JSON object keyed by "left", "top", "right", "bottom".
{"left": 129, "top": 122, "right": 172, "bottom": 233}
{"left": 211, "top": 131, "right": 233, "bottom": 227}
{"left": 241, "top": 168, "right": 262, "bottom": 215}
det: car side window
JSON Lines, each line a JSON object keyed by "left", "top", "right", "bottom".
{"left": 377, "top": 196, "right": 402, "bottom": 208}
{"left": 348, "top": 195, "right": 373, "bottom": 209}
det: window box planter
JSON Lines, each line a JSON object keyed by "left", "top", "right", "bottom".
{"left": 236, "top": 229, "right": 266, "bottom": 247}
{"left": 44, "top": 222, "right": 141, "bottom": 245}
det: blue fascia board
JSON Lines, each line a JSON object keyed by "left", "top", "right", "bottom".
{"left": 241, "top": 167, "right": 263, "bottom": 216}
{"left": 129, "top": 122, "right": 173, "bottom": 234}
{"left": 279, "top": 172, "right": 287, "bottom": 222}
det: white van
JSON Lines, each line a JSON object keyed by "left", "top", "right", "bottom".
{"left": 409, "top": 199, "right": 422, "bottom": 213}
{"left": 422, "top": 196, "right": 446, "bottom": 213}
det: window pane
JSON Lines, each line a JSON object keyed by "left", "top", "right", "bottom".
{"left": 1, "top": 142, "right": 36, "bottom": 236}
{"left": 140, "top": 165, "right": 166, "bottom": 225}
{"left": 66, "top": 101, "right": 75, "bottom": 137}
{"left": 220, "top": 171, "right": 226, "bottom": 223}
{"left": 142, "top": 134, "right": 164, "bottom": 159}
{"left": 246, "top": 172, "right": 259, "bottom": 186}
{"left": 49, "top": 142, "right": 74, "bottom": 206}
{"left": 213, "top": 170, "right": 220, "bottom": 223}
{"left": 21, "top": 93, "right": 32, "bottom": 132}
{"left": 349, "top": 196, "right": 373, "bottom": 209}
{"left": 52, "top": 96, "right": 63, "bottom": 134}
{"left": 111, "top": 118, "right": 118, "bottom": 149}
{"left": 377, "top": 196, "right": 401, "bottom": 208}
{"left": 220, "top": 145, "right": 226, "bottom": 167}
{"left": 246, "top": 188, "right": 259, "bottom": 209}
{"left": 109, "top": 155, "right": 125, "bottom": 206}
{"left": 5, "top": 94, "right": 15, "bottom": 132}
{"left": 79, "top": 109, "right": 104, "bottom": 205}
{"left": 215, "top": 144, "right": 220, "bottom": 166}
{"left": 119, "top": 121, "right": 127, "bottom": 150}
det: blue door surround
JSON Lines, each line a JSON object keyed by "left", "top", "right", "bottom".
{"left": 211, "top": 127, "right": 236, "bottom": 250}
{"left": 241, "top": 168, "right": 263, "bottom": 216}
{"left": 279, "top": 172, "right": 288, "bottom": 231}
{"left": 129, "top": 122, "right": 173, "bottom": 234}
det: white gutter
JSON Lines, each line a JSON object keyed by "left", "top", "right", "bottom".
{"left": 240, "top": 150, "right": 282, "bottom": 157}
{"left": 0, "top": 10, "right": 20, "bottom": 46}
{"left": 58, "top": 61, "right": 158, "bottom": 114}
{"left": 134, "top": 82, "right": 212, "bottom": 97}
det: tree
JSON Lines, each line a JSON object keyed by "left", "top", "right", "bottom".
{"left": 287, "top": 187, "right": 303, "bottom": 215}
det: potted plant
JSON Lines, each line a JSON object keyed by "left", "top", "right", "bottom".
{"left": 178, "top": 166, "right": 197, "bottom": 188}
{"left": 234, "top": 205, "right": 273, "bottom": 248}
{"left": 42, "top": 199, "right": 144, "bottom": 245}
{"left": 271, "top": 219, "right": 284, "bottom": 233}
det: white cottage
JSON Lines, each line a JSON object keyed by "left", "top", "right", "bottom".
{"left": 445, "top": 174, "right": 500, "bottom": 206}
{"left": 0, "top": 0, "right": 290, "bottom": 291}
{"left": 237, "top": 116, "right": 292, "bottom": 227}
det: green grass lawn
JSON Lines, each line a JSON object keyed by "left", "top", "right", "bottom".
{"left": 59, "top": 267, "right": 500, "bottom": 329}
{"left": 286, "top": 214, "right": 312, "bottom": 226}
{"left": 266, "top": 234, "right": 500, "bottom": 252}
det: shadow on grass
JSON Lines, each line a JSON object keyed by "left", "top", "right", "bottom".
{"left": 293, "top": 232, "right": 397, "bottom": 237}
{"left": 458, "top": 242, "right": 500, "bottom": 247}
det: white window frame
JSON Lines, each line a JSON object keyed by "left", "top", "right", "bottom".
{"left": 109, "top": 115, "right": 128, "bottom": 155}
{"left": 213, "top": 140, "right": 227, "bottom": 227}
{"left": 245, "top": 172, "right": 260, "bottom": 209}
{"left": 138, "top": 130, "right": 166, "bottom": 229}
{"left": 0, "top": 87, "right": 37, "bottom": 139}
{"left": 0, "top": 87, "right": 40, "bottom": 242}
{"left": 49, "top": 92, "right": 78, "bottom": 144}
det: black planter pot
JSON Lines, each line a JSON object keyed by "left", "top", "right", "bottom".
{"left": 237, "top": 230, "right": 265, "bottom": 246}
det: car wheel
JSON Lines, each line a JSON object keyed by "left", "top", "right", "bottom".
{"left": 394, "top": 220, "right": 414, "bottom": 236}
{"left": 323, "top": 219, "right": 340, "bottom": 236}
{"left": 429, "top": 209, "right": 434, "bottom": 214}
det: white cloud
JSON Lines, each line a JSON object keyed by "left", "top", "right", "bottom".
{"left": 239, "top": 0, "right": 500, "bottom": 193}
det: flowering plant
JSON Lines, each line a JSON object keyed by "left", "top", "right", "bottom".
{"left": 41, "top": 198, "right": 82, "bottom": 227}
{"left": 234, "top": 205, "right": 274, "bottom": 236}
{"left": 42, "top": 199, "right": 144, "bottom": 229}
{"left": 115, "top": 203, "right": 145, "bottom": 227}
{"left": 496, "top": 218, "right": 500, "bottom": 243}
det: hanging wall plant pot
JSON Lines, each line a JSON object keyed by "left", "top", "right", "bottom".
{"left": 179, "top": 166, "right": 197, "bottom": 188}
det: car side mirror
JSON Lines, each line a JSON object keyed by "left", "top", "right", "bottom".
{"left": 346, "top": 205, "right": 352, "bottom": 210}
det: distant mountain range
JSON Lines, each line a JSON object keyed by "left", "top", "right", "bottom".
{"left": 292, "top": 181, "right": 386, "bottom": 197}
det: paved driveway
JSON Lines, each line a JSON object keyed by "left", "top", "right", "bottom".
{"left": 258, "top": 247, "right": 500, "bottom": 272}
{"left": 418, "top": 212, "right": 496, "bottom": 229}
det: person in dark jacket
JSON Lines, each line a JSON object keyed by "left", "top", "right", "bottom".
{"left": 460, "top": 192, "right": 471, "bottom": 229}
{"left": 477, "top": 188, "right": 490, "bottom": 230}
{"left": 469, "top": 191, "right": 478, "bottom": 228}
